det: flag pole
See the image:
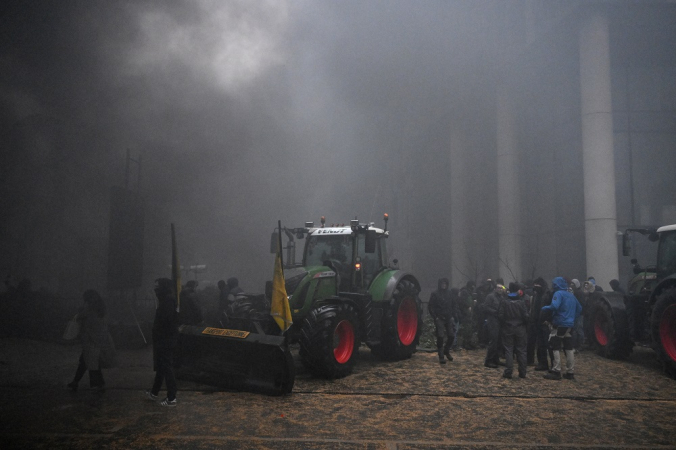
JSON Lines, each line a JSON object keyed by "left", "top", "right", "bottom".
{"left": 278, "top": 220, "right": 284, "bottom": 270}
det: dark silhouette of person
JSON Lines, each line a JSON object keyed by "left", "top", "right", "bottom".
{"left": 178, "top": 280, "right": 202, "bottom": 325}
{"left": 146, "top": 278, "right": 179, "bottom": 406}
{"left": 499, "top": 283, "right": 529, "bottom": 379}
{"left": 428, "top": 278, "right": 458, "bottom": 364}
{"left": 67, "top": 290, "right": 117, "bottom": 392}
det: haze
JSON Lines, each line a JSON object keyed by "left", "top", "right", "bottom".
{"left": 1, "top": 1, "right": 675, "bottom": 298}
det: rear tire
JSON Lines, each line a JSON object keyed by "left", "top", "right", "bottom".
{"left": 588, "top": 299, "right": 633, "bottom": 359}
{"left": 370, "top": 279, "right": 423, "bottom": 361}
{"left": 299, "top": 303, "right": 360, "bottom": 379}
{"left": 651, "top": 287, "right": 676, "bottom": 378}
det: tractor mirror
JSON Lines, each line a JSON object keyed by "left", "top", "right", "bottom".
{"left": 270, "top": 231, "right": 279, "bottom": 253}
{"left": 365, "top": 230, "right": 376, "bottom": 253}
{"left": 622, "top": 232, "right": 631, "bottom": 256}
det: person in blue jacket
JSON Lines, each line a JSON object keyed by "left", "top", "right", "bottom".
{"left": 541, "top": 277, "right": 582, "bottom": 380}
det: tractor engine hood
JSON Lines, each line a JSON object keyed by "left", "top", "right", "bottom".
{"left": 284, "top": 267, "right": 309, "bottom": 295}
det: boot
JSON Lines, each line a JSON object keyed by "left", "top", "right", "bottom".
{"left": 543, "top": 370, "right": 561, "bottom": 380}
{"left": 438, "top": 356, "right": 446, "bottom": 364}
{"left": 444, "top": 350, "right": 453, "bottom": 362}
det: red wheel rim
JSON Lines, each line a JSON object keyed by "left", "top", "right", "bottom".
{"left": 595, "top": 315, "right": 608, "bottom": 346}
{"left": 333, "top": 320, "right": 355, "bottom": 364}
{"left": 659, "top": 304, "right": 676, "bottom": 362}
{"left": 397, "top": 297, "right": 418, "bottom": 346}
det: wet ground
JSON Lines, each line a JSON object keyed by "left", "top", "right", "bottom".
{"left": 1, "top": 338, "right": 675, "bottom": 449}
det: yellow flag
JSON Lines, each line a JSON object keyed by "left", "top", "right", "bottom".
{"left": 171, "top": 223, "right": 182, "bottom": 312}
{"left": 271, "top": 223, "right": 292, "bottom": 332}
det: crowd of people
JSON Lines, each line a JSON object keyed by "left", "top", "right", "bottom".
{"left": 63, "top": 272, "right": 626, "bottom": 406}
{"left": 426, "top": 275, "right": 618, "bottom": 380}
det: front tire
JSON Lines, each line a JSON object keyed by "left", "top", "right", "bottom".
{"left": 370, "top": 279, "right": 423, "bottom": 361}
{"left": 651, "top": 287, "right": 676, "bottom": 378}
{"left": 299, "top": 303, "right": 360, "bottom": 379}
{"left": 588, "top": 299, "right": 633, "bottom": 359}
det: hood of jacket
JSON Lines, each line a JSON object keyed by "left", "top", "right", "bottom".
{"left": 551, "top": 277, "right": 569, "bottom": 292}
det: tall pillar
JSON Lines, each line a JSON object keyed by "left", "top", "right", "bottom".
{"left": 579, "top": 10, "right": 619, "bottom": 288}
{"left": 496, "top": 85, "right": 521, "bottom": 283}
{"left": 449, "top": 123, "right": 467, "bottom": 287}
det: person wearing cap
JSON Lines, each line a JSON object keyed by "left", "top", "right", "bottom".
{"left": 542, "top": 277, "right": 583, "bottom": 380}
{"left": 146, "top": 278, "right": 179, "bottom": 406}
{"left": 498, "top": 283, "right": 530, "bottom": 378}
{"left": 587, "top": 276, "right": 603, "bottom": 292}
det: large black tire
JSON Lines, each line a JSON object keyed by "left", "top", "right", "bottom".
{"left": 650, "top": 287, "right": 676, "bottom": 378}
{"left": 299, "top": 303, "right": 360, "bottom": 379}
{"left": 369, "top": 279, "right": 423, "bottom": 361}
{"left": 588, "top": 298, "right": 633, "bottom": 359}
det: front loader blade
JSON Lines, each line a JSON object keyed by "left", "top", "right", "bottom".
{"left": 176, "top": 325, "right": 294, "bottom": 395}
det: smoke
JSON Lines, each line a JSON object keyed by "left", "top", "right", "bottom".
{"left": 2, "top": 1, "right": 674, "bottom": 295}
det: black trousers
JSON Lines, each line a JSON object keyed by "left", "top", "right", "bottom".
{"left": 526, "top": 322, "right": 538, "bottom": 364}
{"left": 502, "top": 324, "right": 527, "bottom": 376}
{"left": 434, "top": 317, "right": 456, "bottom": 358}
{"left": 152, "top": 346, "right": 177, "bottom": 401}
{"left": 72, "top": 352, "right": 104, "bottom": 387}
{"left": 484, "top": 316, "right": 500, "bottom": 364}
{"left": 536, "top": 323, "right": 551, "bottom": 368}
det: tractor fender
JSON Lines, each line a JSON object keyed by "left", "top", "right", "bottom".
{"left": 649, "top": 275, "right": 676, "bottom": 307}
{"left": 370, "top": 270, "right": 421, "bottom": 303}
{"left": 589, "top": 291, "right": 628, "bottom": 317}
{"left": 319, "top": 295, "right": 363, "bottom": 313}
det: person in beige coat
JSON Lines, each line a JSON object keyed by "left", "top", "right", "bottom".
{"left": 67, "top": 290, "right": 117, "bottom": 392}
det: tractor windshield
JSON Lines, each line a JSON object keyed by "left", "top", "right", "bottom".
{"left": 657, "top": 231, "right": 676, "bottom": 276}
{"left": 304, "top": 235, "right": 353, "bottom": 268}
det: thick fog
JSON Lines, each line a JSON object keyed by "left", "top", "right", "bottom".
{"left": 1, "top": 1, "right": 675, "bottom": 298}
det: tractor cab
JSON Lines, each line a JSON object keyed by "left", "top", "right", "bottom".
{"left": 623, "top": 225, "right": 676, "bottom": 296}
{"left": 655, "top": 225, "right": 676, "bottom": 279}
{"left": 303, "top": 223, "right": 389, "bottom": 292}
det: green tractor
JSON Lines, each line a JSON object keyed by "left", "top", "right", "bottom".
{"left": 176, "top": 215, "right": 423, "bottom": 394}
{"left": 585, "top": 224, "right": 676, "bottom": 377}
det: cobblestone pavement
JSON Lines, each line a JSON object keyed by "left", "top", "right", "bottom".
{"left": 1, "top": 338, "right": 675, "bottom": 449}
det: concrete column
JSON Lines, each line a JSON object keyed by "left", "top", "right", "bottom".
{"left": 579, "top": 10, "right": 619, "bottom": 288}
{"left": 496, "top": 85, "right": 521, "bottom": 283}
{"left": 449, "top": 123, "right": 467, "bottom": 287}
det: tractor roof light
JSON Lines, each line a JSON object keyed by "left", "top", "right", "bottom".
{"left": 350, "top": 219, "right": 359, "bottom": 232}
{"left": 320, "top": 216, "right": 326, "bottom": 228}
{"left": 383, "top": 213, "right": 389, "bottom": 231}
{"left": 305, "top": 222, "right": 314, "bottom": 228}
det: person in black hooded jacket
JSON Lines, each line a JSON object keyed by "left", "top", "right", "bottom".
{"left": 146, "top": 278, "right": 179, "bottom": 407}
{"left": 483, "top": 283, "right": 505, "bottom": 368}
{"left": 531, "top": 277, "right": 553, "bottom": 371}
{"left": 428, "top": 278, "right": 459, "bottom": 364}
{"left": 499, "top": 283, "right": 530, "bottom": 378}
